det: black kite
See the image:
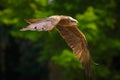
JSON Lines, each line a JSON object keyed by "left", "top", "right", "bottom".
{"left": 20, "top": 15, "right": 92, "bottom": 76}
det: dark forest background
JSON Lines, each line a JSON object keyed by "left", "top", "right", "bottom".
{"left": 0, "top": 0, "right": 120, "bottom": 80}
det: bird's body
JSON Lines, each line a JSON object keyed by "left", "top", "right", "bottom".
{"left": 20, "top": 15, "right": 92, "bottom": 76}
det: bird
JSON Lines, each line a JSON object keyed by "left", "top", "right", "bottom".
{"left": 20, "top": 15, "right": 92, "bottom": 76}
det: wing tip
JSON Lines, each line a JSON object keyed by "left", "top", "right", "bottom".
{"left": 20, "top": 28, "right": 27, "bottom": 31}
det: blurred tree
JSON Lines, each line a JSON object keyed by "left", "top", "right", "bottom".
{"left": 0, "top": 0, "right": 120, "bottom": 80}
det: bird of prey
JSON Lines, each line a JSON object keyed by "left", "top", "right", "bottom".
{"left": 20, "top": 15, "right": 92, "bottom": 76}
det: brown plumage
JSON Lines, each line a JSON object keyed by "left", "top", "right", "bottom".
{"left": 20, "top": 15, "right": 92, "bottom": 76}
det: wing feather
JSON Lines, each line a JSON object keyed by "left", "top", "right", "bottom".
{"left": 56, "top": 25, "right": 91, "bottom": 76}
{"left": 25, "top": 18, "right": 42, "bottom": 24}
{"left": 20, "top": 16, "right": 61, "bottom": 31}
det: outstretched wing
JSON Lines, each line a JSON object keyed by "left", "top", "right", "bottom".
{"left": 24, "top": 18, "right": 42, "bottom": 24}
{"left": 20, "top": 16, "right": 61, "bottom": 31}
{"left": 56, "top": 25, "right": 91, "bottom": 76}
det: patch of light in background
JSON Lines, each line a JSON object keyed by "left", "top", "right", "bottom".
{"left": 48, "top": 0, "right": 53, "bottom": 4}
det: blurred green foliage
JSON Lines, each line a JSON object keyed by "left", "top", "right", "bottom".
{"left": 0, "top": 0, "right": 120, "bottom": 80}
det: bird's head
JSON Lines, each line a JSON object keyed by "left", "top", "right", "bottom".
{"left": 69, "top": 17, "right": 78, "bottom": 23}
{"left": 57, "top": 16, "right": 78, "bottom": 27}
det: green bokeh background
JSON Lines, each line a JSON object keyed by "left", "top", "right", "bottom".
{"left": 0, "top": 0, "right": 120, "bottom": 80}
